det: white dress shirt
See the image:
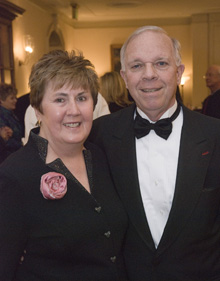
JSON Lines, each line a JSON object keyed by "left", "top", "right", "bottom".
{"left": 136, "top": 101, "right": 183, "bottom": 248}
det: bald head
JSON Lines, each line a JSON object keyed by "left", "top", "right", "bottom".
{"left": 205, "top": 65, "right": 220, "bottom": 93}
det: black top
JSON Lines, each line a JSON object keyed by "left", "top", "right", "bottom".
{"left": 109, "top": 102, "right": 126, "bottom": 113}
{"left": 14, "top": 93, "right": 30, "bottom": 137}
{"left": 201, "top": 89, "right": 220, "bottom": 119}
{"left": 0, "top": 136, "right": 7, "bottom": 164}
{"left": 0, "top": 128, "right": 128, "bottom": 281}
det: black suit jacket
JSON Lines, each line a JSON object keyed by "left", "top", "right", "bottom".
{"left": 89, "top": 103, "right": 220, "bottom": 281}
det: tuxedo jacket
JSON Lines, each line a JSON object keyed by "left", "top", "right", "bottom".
{"left": 0, "top": 129, "right": 128, "bottom": 281}
{"left": 89, "top": 103, "right": 220, "bottom": 281}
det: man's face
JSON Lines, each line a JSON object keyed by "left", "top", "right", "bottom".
{"left": 121, "top": 31, "right": 184, "bottom": 121}
{"left": 205, "top": 66, "right": 220, "bottom": 91}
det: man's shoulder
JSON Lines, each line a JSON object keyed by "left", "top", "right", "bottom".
{"left": 89, "top": 104, "right": 135, "bottom": 143}
{"left": 212, "top": 89, "right": 220, "bottom": 99}
{"left": 93, "top": 104, "right": 135, "bottom": 126}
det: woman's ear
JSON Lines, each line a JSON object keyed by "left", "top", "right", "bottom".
{"left": 34, "top": 107, "right": 41, "bottom": 123}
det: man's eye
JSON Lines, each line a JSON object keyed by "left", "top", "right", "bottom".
{"left": 131, "top": 64, "right": 142, "bottom": 71}
{"left": 154, "top": 61, "right": 169, "bottom": 69}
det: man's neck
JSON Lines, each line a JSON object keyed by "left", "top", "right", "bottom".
{"left": 137, "top": 101, "right": 177, "bottom": 122}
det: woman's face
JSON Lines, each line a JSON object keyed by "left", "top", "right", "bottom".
{"left": 0, "top": 94, "right": 17, "bottom": 111}
{"left": 35, "top": 81, "right": 94, "bottom": 149}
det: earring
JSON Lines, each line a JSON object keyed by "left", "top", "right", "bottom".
{"left": 36, "top": 120, "right": 42, "bottom": 127}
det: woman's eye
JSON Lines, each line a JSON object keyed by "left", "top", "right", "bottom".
{"left": 77, "top": 96, "right": 86, "bottom": 102}
{"left": 55, "top": 98, "right": 64, "bottom": 103}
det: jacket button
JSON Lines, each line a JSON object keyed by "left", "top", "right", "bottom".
{"left": 95, "top": 206, "right": 101, "bottom": 213}
{"left": 110, "top": 256, "right": 116, "bottom": 263}
{"left": 104, "top": 231, "right": 111, "bottom": 238}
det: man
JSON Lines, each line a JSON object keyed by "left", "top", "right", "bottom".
{"left": 201, "top": 64, "right": 220, "bottom": 119}
{"left": 89, "top": 26, "right": 220, "bottom": 281}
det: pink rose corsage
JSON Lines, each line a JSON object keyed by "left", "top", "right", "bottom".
{"left": 40, "top": 172, "right": 67, "bottom": 200}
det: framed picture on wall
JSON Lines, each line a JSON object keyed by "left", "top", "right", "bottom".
{"left": 110, "top": 44, "right": 122, "bottom": 73}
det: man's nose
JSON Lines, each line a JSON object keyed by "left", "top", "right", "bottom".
{"left": 142, "top": 63, "right": 158, "bottom": 80}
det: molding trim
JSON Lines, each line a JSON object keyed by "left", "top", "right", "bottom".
{"left": 0, "top": 0, "right": 25, "bottom": 21}
{"left": 60, "top": 16, "right": 191, "bottom": 29}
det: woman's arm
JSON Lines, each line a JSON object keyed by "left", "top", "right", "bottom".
{"left": 0, "top": 174, "right": 27, "bottom": 280}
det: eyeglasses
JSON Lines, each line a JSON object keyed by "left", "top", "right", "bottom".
{"left": 203, "top": 73, "right": 220, "bottom": 79}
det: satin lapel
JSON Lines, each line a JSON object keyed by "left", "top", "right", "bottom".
{"left": 108, "top": 104, "right": 155, "bottom": 251}
{"left": 156, "top": 107, "right": 215, "bottom": 255}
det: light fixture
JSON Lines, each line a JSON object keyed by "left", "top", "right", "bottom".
{"left": 180, "top": 76, "right": 190, "bottom": 102}
{"left": 180, "top": 76, "right": 190, "bottom": 86}
{"left": 71, "top": 3, "right": 79, "bottom": 20}
{"left": 19, "top": 35, "right": 34, "bottom": 66}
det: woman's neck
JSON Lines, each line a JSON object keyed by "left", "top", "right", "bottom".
{"left": 46, "top": 141, "right": 84, "bottom": 164}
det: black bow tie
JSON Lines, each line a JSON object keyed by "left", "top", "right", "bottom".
{"left": 134, "top": 103, "right": 181, "bottom": 140}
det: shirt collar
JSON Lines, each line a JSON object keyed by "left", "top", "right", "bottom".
{"left": 136, "top": 100, "right": 178, "bottom": 122}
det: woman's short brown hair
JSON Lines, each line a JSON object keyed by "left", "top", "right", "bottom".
{"left": 29, "top": 50, "right": 99, "bottom": 113}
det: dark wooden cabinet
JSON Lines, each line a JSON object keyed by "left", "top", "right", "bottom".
{"left": 0, "top": 1, "right": 25, "bottom": 86}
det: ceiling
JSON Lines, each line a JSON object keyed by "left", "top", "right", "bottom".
{"left": 27, "top": 0, "right": 220, "bottom": 28}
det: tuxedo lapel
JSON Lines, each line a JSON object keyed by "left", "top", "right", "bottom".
{"left": 156, "top": 107, "right": 215, "bottom": 255}
{"left": 108, "top": 104, "right": 155, "bottom": 251}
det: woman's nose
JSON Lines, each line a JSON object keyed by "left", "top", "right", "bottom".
{"left": 67, "top": 100, "right": 80, "bottom": 115}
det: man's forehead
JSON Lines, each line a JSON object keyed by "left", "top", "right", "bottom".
{"left": 133, "top": 30, "right": 170, "bottom": 42}
{"left": 127, "top": 31, "right": 173, "bottom": 53}
{"left": 207, "top": 67, "right": 219, "bottom": 74}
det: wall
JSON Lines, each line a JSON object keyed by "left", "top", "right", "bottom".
{"left": 9, "top": 0, "right": 220, "bottom": 109}
{"left": 10, "top": 0, "right": 75, "bottom": 96}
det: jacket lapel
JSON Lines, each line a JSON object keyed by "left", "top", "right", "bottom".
{"left": 156, "top": 107, "right": 215, "bottom": 255}
{"left": 108, "top": 104, "right": 155, "bottom": 251}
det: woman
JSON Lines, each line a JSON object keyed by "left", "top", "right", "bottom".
{"left": 0, "top": 83, "right": 23, "bottom": 157}
{"left": 99, "top": 71, "right": 133, "bottom": 113}
{"left": 0, "top": 50, "right": 128, "bottom": 281}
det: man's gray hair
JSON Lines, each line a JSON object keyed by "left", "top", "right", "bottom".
{"left": 120, "top": 26, "right": 182, "bottom": 70}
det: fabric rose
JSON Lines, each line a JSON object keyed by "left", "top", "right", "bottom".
{"left": 40, "top": 172, "right": 67, "bottom": 200}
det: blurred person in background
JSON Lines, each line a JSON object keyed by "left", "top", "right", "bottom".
{"left": 0, "top": 83, "right": 23, "bottom": 158}
{"left": 0, "top": 126, "right": 13, "bottom": 164}
{"left": 100, "top": 71, "right": 133, "bottom": 113}
{"left": 201, "top": 64, "right": 220, "bottom": 119}
{"left": 14, "top": 92, "right": 30, "bottom": 137}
